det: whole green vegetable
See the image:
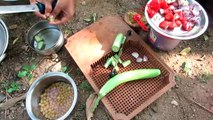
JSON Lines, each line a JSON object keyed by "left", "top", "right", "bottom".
{"left": 92, "top": 69, "right": 161, "bottom": 112}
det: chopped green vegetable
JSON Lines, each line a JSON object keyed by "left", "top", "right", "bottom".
{"left": 111, "top": 33, "right": 124, "bottom": 52}
{"left": 121, "top": 36, "right": 126, "bottom": 44}
{"left": 34, "top": 35, "right": 43, "bottom": 42}
{"left": 48, "top": 16, "right": 55, "bottom": 22}
{"left": 122, "top": 60, "right": 131, "bottom": 67}
{"left": 91, "top": 69, "right": 161, "bottom": 112}
{"left": 104, "top": 57, "right": 113, "bottom": 68}
{"left": 114, "top": 54, "right": 122, "bottom": 64}
{"left": 37, "top": 41, "right": 45, "bottom": 50}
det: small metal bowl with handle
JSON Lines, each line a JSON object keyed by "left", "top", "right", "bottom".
{"left": 26, "top": 20, "right": 64, "bottom": 55}
{"left": 26, "top": 72, "right": 78, "bottom": 120}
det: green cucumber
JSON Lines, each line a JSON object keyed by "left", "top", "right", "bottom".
{"left": 92, "top": 69, "right": 161, "bottom": 112}
{"left": 111, "top": 33, "right": 124, "bottom": 52}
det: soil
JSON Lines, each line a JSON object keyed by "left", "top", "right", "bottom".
{"left": 0, "top": 0, "right": 213, "bottom": 120}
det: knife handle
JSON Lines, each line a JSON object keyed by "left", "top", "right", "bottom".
{"left": 36, "top": 0, "right": 57, "bottom": 14}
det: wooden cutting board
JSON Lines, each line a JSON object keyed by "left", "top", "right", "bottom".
{"left": 65, "top": 15, "right": 143, "bottom": 91}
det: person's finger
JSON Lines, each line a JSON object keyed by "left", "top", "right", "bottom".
{"left": 41, "top": 0, "right": 52, "bottom": 16}
{"left": 51, "top": 4, "right": 62, "bottom": 18}
{"left": 34, "top": 11, "right": 46, "bottom": 19}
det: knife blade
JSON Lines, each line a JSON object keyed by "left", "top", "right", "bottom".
{"left": 0, "top": 3, "right": 44, "bottom": 14}
{"left": 0, "top": 4, "right": 40, "bottom": 14}
{"left": 0, "top": 0, "right": 57, "bottom": 15}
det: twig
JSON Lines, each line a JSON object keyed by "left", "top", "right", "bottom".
{"left": 0, "top": 94, "right": 26, "bottom": 110}
{"left": 186, "top": 98, "right": 213, "bottom": 115}
{"left": 4, "top": 89, "right": 7, "bottom": 120}
{"left": 174, "top": 89, "right": 213, "bottom": 115}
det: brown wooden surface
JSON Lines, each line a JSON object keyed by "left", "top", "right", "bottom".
{"left": 65, "top": 16, "right": 175, "bottom": 120}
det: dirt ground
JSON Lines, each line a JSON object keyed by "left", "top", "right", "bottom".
{"left": 0, "top": 0, "right": 213, "bottom": 120}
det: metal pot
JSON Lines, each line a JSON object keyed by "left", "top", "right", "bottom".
{"left": 26, "top": 21, "right": 64, "bottom": 55}
{"left": 26, "top": 72, "right": 78, "bottom": 120}
{"left": 0, "top": 18, "right": 9, "bottom": 63}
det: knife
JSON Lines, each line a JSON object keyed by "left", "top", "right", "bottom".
{"left": 0, "top": 0, "right": 57, "bottom": 15}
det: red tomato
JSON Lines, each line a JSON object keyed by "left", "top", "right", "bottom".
{"left": 149, "top": 0, "right": 160, "bottom": 12}
{"left": 168, "top": 21, "right": 177, "bottom": 30}
{"left": 164, "top": 8, "right": 173, "bottom": 15}
{"left": 159, "top": 20, "right": 169, "bottom": 29}
{"left": 147, "top": 8, "right": 156, "bottom": 18}
{"left": 159, "top": 0, "right": 168, "bottom": 9}
{"left": 175, "top": 20, "right": 182, "bottom": 27}
{"left": 165, "top": 13, "right": 174, "bottom": 21}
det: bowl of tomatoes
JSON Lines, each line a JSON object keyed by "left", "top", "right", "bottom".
{"left": 144, "top": 0, "right": 209, "bottom": 50}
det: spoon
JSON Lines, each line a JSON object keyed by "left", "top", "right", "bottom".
{"left": 133, "top": 14, "right": 148, "bottom": 31}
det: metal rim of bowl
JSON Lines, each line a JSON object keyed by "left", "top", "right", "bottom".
{"left": 26, "top": 72, "right": 78, "bottom": 120}
{"left": 0, "top": 18, "right": 9, "bottom": 56}
{"left": 144, "top": 0, "right": 209, "bottom": 40}
{"left": 26, "top": 20, "right": 64, "bottom": 54}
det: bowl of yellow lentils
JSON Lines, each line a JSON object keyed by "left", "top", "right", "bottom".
{"left": 26, "top": 72, "right": 78, "bottom": 120}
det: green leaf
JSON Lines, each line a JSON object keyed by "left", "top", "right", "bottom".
{"left": 179, "top": 47, "right": 191, "bottom": 56}
{"left": 203, "top": 34, "right": 209, "bottom": 41}
{"left": 27, "top": 73, "right": 33, "bottom": 81}
{"left": 92, "top": 13, "right": 97, "bottom": 22}
{"left": 18, "top": 71, "right": 28, "bottom": 78}
{"left": 10, "top": 82, "right": 16, "bottom": 88}
{"left": 22, "top": 65, "right": 30, "bottom": 71}
{"left": 28, "top": 64, "right": 36, "bottom": 71}
{"left": 7, "top": 88, "right": 15, "bottom": 93}
{"left": 22, "top": 64, "right": 36, "bottom": 71}
{"left": 183, "top": 61, "right": 191, "bottom": 73}
{"left": 83, "top": 18, "right": 92, "bottom": 22}
{"left": 60, "top": 66, "right": 68, "bottom": 73}
{"left": 79, "top": 81, "right": 93, "bottom": 91}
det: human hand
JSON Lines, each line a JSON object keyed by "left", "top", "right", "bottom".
{"left": 29, "top": 0, "right": 75, "bottom": 25}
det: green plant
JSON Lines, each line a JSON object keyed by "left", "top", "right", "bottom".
{"left": 18, "top": 64, "right": 36, "bottom": 80}
{"left": 7, "top": 82, "right": 21, "bottom": 93}
{"left": 79, "top": 81, "right": 93, "bottom": 91}
{"left": 0, "top": 81, "right": 21, "bottom": 93}
{"left": 198, "top": 70, "right": 213, "bottom": 83}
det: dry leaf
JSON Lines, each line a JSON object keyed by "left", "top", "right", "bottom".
{"left": 180, "top": 47, "right": 191, "bottom": 56}
{"left": 86, "top": 93, "right": 97, "bottom": 120}
{"left": 9, "top": 24, "right": 18, "bottom": 29}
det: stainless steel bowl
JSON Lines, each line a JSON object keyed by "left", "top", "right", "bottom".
{"left": 26, "top": 21, "right": 64, "bottom": 55}
{"left": 0, "top": 18, "right": 9, "bottom": 63}
{"left": 26, "top": 72, "right": 78, "bottom": 120}
{"left": 144, "top": 0, "right": 209, "bottom": 40}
